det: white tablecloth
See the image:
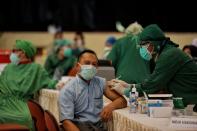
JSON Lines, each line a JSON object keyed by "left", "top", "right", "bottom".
{"left": 39, "top": 89, "right": 60, "bottom": 121}
{"left": 39, "top": 89, "right": 197, "bottom": 131}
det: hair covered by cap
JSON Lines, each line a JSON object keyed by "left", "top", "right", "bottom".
{"left": 139, "top": 24, "right": 166, "bottom": 42}
{"left": 138, "top": 24, "right": 166, "bottom": 50}
{"left": 54, "top": 39, "right": 73, "bottom": 46}
{"left": 15, "top": 40, "right": 37, "bottom": 58}
{"left": 53, "top": 39, "right": 73, "bottom": 53}
{"left": 139, "top": 24, "right": 179, "bottom": 53}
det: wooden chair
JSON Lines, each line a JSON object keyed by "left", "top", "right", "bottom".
{"left": 44, "top": 110, "right": 60, "bottom": 131}
{"left": 0, "top": 124, "right": 29, "bottom": 131}
{"left": 27, "top": 100, "right": 47, "bottom": 131}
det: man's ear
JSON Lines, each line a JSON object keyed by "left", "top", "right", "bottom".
{"left": 75, "top": 63, "right": 81, "bottom": 72}
{"left": 67, "top": 63, "right": 80, "bottom": 76}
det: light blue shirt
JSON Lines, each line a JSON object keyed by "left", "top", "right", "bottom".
{"left": 59, "top": 75, "right": 106, "bottom": 123}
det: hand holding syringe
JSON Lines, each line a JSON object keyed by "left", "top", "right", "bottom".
{"left": 108, "top": 75, "right": 133, "bottom": 95}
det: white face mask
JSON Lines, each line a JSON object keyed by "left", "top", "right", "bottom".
{"left": 9, "top": 53, "right": 20, "bottom": 65}
{"left": 79, "top": 64, "right": 97, "bottom": 80}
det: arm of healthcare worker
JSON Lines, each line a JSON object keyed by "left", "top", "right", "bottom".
{"left": 111, "top": 48, "right": 185, "bottom": 96}
{"left": 36, "top": 65, "right": 58, "bottom": 90}
{"left": 100, "top": 81, "right": 127, "bottom": 122}
{"left": 135, "top": 48, "right": 185, "bottom": 94}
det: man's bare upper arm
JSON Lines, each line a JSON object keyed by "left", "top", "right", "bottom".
{"left": 104, "top": 82, "right": 124, "bottom": 101}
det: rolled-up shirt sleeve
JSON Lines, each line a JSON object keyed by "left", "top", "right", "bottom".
{"left": 59, "top": 87, "right": 74, "bottom": 122}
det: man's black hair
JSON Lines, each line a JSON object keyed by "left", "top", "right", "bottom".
{"left": 77, "top": 49, "right": 98, "bottom": 62}
{"left": 182, "top": 45, "right": 190, "bottom": 51}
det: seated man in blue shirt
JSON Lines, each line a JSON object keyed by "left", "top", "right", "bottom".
{"left": 59, "top": 49, "right": 127, "bottom": 131}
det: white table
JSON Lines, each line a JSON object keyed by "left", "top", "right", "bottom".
{"left": 39, "top": 89, "right": 197, "bottom": 131}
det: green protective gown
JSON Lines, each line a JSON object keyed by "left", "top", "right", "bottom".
{"left": 44, "top": 53, "right": 76, "bottom": 78}
{"left": 136, "top": 45, "right": 197, "bottom": 105}
{"left": 107, "top": 35, "right": 151, "bottom": 83}
{"left": 0, "top": 63, "right": 57, "bottom": 130}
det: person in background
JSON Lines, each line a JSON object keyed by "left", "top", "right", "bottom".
{"left": 72, "top": 31, "right": 87, "bottom": 57}
{"left": 107, "top": 22, "right": 152, "bottom": 84}
{"left": 47, "top": 31, "right": 64, "bottom": 55}
{"left": 102, "top": 36, "right": 116, "bottom": 59}
{"left": 44, "top": 39, "right": 76, "bottom": 80}
{"left": 116, "top": 21, "right": 143, "bottom": 35}
{"left": 59, "top": 50, "right": 127, "bottom": 131}
{"left": 111, "top": 24, "right": 197, "bottom": 108}
{"left": 182, "top": 38, "right": 197, "bottom": 59}
{"left": 125, "top": 22, "right": 143, "bottom": 35}
{"left": 54, "top": 31, "right": 64, "bottom": 40}
{"left": 0, "top": 40, "right": 58, "bottom": 130}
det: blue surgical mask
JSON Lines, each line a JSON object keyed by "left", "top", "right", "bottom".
{"left": 64, "top": 48, "right": 72, "bottom": 57}
{"left": 10, "top": 53, "right": 20, "bottom": 65}
{"left": 79, "top": 64, "right": 97, "bottom": 80}
{"left": 139, "top": 46, "right": 152, "bottom": 61}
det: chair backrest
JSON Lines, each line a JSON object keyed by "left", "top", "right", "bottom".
{"left": 0, "top": 124, "right": 29, "bottom": 131}
{"left": 27, "top": 100, "right": 47, "bottom": 131}
{"left": 44, "top": 110, "right": 60, "bottom": 131}
{"left": 98, "top": 59, "right": 112, "bottom": 67}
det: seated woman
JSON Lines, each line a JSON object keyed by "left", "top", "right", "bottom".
{"left": 0, "top": 40, "right": 57, "bottom": 131}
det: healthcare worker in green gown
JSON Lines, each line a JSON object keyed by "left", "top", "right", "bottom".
{"left": 44, "top": 39, "right": 76, "bottom": 80}
{"left": 110, "top": 24, "right": 197, "bottom": 107}
{"left": 0, "top": 40, "right": 58, "bottom": 130}
{"left": 107, "top": 22, "right": 151, "bottom": 84}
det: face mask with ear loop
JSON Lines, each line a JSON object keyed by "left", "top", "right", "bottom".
{"left": 64, "top": 48, "right": 72, "bottom": 57}
{"left": 9, "top": 53, "right": 20, "bottom": 65}
{"left": 139, "top": 44, "right": 153, "bottom": 61}
{"left": 140, "top": 39, "right": 169, "bottom": 61}
{"left": 78, "top": 64, "right": 97, "bottom": 80}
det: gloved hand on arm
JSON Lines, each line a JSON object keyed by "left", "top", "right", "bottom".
{"left": 108, "top": 79, "right": 133, "bottom": 97}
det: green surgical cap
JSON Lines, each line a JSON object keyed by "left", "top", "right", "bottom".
{"left": 139, "top": 24, "right": 166, "bottom": 52}
{"left": 54, "top": 39, "right": 72, "bottom": 46}
{"left": 139, "top": 24, "right": 165, "bottom": 42}
{"left": 15, "top": 40, "right": 37, "bottom": 58}
{"left": 139, "top": 24, "right": 178, "bottom": 52}
{"left": 53, "top": 39, "right": 73, "bottom": 53}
